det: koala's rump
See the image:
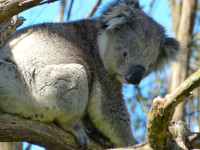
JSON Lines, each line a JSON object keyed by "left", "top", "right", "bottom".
{"left": 0, "top": 25, "right": 90, "bottom": 123}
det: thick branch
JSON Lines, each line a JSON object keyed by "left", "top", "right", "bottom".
{"left": 0, "top": 0, "right": 58, "bottom": 25}
{"left": 0, "top": 113, "right": 103, "bottom": 150}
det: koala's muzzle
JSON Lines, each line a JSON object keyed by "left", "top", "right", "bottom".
{"left": 125, "top": 65, "right": 145, "bottom": 85}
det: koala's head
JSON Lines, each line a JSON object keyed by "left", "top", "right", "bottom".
{"left": 98, "top": 0, "right": 180, "bottom": 85}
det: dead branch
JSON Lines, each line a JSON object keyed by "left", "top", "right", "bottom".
{"left": 0, "top": 0, "right": 58, "bottom": 25}
{"left": 169, "top": 120, "right": 200, "bottom": 149}
{"left": 85, "top": 0, "right": 102, "bottom": 18}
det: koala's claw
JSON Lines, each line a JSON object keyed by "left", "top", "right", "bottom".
{"left": 76, "top": 132, "right": 90, "bottom": 150}
{"left": 68, "top": 125, "right": 90, "bottom": 149}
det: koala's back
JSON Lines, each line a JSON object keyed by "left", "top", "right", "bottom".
{"left": 3, "top": 21, "right": 98, "bottom": 68}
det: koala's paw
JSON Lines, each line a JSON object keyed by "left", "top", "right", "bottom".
{"left": 69, "top": 125, "right": 90, "bottom": 149}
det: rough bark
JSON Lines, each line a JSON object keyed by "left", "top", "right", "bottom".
{"left": 147, "top": 69, "right": 200, "bottom": 149}
{"left": 168, "top": 0, "right": 197, "bottom": 121}
{"left": 0, "top": 113, "right": 105, "bottom": 150}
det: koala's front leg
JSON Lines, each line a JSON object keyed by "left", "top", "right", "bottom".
{"left": 88, "top": 81, "right": 138, "bottom": 148}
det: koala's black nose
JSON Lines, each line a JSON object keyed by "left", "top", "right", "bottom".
{"left": 125, "top": 65, "right": 145, "bottom": 85}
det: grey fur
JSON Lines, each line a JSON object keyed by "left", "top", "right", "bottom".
{"left": 0, "top": 0, "right": 180, "bottom": 148}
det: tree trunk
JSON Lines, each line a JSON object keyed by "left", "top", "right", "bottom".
{"left": 168, "top": 0, "right": 197, "bottom": 121}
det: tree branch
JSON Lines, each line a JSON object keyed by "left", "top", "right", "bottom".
{"left": 110, "top": 69, "right": 200, "bottom": 150}
{"left": 0, "top": 113, "right": 104, "bottom": 150}
{"left": 0, "top": 0, "right": 58, "bottom": 25}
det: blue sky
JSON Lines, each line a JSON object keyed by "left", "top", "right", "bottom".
{"left": 20, "top": 0, "right": 172, "bottom": 149}
{"left": 19, "top": 0, "right": 172, "bottom": 32}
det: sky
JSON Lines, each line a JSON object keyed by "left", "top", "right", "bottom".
{"left": 19, "top": 0, "right": 172, "bottom": 149}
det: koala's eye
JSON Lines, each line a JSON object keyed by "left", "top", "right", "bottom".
{"left": 123, "top": 51, "right": 128, "bottom": 58}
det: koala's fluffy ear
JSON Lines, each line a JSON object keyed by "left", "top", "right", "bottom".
{"left": 156, "top": 37, "right": 181, "bottom": 70}
{"left": 101, "top": 0, "right": 140, "bottom": 31}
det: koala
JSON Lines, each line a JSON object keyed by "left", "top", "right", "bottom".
{"left": 0, "top": 0, "right": 180, "bottom": 149}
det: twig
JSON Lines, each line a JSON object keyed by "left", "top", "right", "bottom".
{"left": 67, "top": 0, "right": 74, "bottom": 21}
{"left": 85, "top": 0, "right": 102, "bottom": 18}
{"left": 148, "top": 0, "right": 156, "bottom": 15}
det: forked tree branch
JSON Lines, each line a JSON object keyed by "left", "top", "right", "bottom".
{"left": 147, "top": 69, "right": 200, "bottom": 149}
